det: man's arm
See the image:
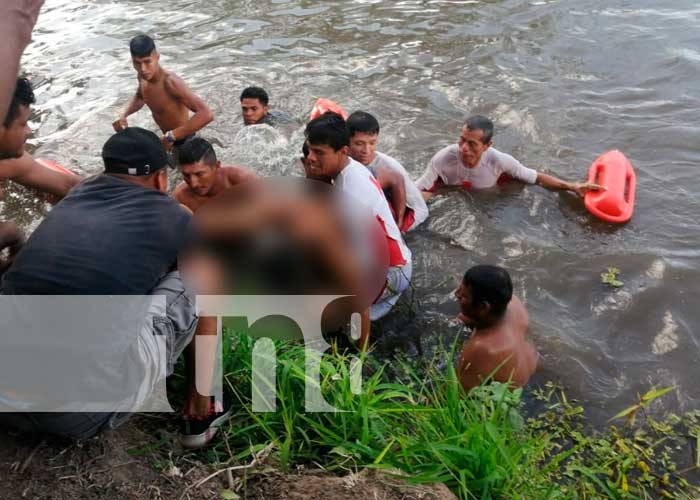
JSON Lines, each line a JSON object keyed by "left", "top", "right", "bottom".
{"left": 536, "top": 173, "right": 601, "bottom": 197}
{"left": 113, "top": 85, "right": 145, "bottom": 131}
{"left": 164, "top": 74, "right": 214, "bottom": 140}
{"left": 0, "top": 152, "right": 81, "bottom": 198}
{"left": 415, "top": 154, "right": 442, "bottom": 200}
{"left": 0, "top": 221, "right": 24, "bottom": 275}
{"left": 376, "top": 166, "right": 407, "bottom": 227}
{"left": 0, "top": 0, "right": 44, "bottom": 123}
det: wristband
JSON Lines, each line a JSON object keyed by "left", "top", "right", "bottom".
{"left": 165, "top": 130, "right": 177, "bottom": 143}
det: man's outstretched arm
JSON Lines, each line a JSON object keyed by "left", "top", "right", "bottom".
{"left": 1, "top": 152, "right": 81, "bottom": 198}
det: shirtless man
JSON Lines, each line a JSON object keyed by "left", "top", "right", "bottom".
{"left": 113, "top": 35, "right": 213, "bottom": 152}
{"left": 1, "top": 78, "right": 81, "bottom": 197}
{"left": 173, "top": 137, "right": 256, "bottom": 212}
{"left": 417, "top": 115, "right": 600, "bottom": 200}
{"left": 455, "top": 265, "right": 538, "bottom": 391}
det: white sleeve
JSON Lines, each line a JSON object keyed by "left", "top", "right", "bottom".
{"left": 497, "top": 151, "right": 538, "bottom": 184}
{"left": 415, "top": 154, "right": 442, "bottom": 191}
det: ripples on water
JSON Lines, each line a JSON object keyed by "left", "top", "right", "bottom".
{"left": 6, "top": 0, "right": 700, "bottom": 421}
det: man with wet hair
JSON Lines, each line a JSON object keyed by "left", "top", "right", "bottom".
{"left": 0, "top": 78, "right": 80, "bottom": 196}
{"left": 113, "top": 35, "right": 214, "bottom": 153}
{"left": 347, "top": 110, "right": 428, "bottom": 232}
{"left": 455, "top": 265, "right": 538, "bottom": 391}
{"left": 417, "top": 115, "right": 600, "bottom": 199}
{"left": 173, "top": 137, "right": 256, "bottom": 212}
{"left": 305, "top": 112, "right": 412, "bottom": 344}
{"left": 240, "top": 86, "right": 293, "bottom": 127}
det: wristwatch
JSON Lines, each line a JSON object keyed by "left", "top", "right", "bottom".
{"left": 165, "top": 130, "right": 177, "bottom": 143}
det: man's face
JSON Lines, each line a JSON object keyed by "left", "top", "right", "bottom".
{"left": 132, "top": 51, "right": 160, "bottom": 82}
{"left": 241, "top": 98, "right": 268, "bottom": 125}
{"left": 349, "top": 132, "right": 378, "bottom": 166}
{"left": 181, "top": 160, "right": 218, "bottom": 196}
{"left": 0, "top": 105, "right": 32, "bottom": 159}
{"left": 455, "top": 282, "right": 482, "bottom": 327}
{"left": 458, "top": 126, "right": 491, "bottom": 168}
{"left": 305, "top": 142, "right": 347, "bottom": 181}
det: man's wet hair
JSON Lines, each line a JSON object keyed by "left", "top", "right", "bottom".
{"left": 347, "top": 111, "right": 380, "bottom": 137}
{"left": 4, "top": 78, "right": 35, "bottom": 127}
{"left": 463, "top": 265, "right": 512, "bottom": 318}
{"left": 465, "top": 115, "right": 494, "bottom": 144}
{"left": 130, "top": 35, "right": 156, "bottom": 58}
{"left": 305, "top": 112, "right": 349, "bottom": 152}
{"left": 301, "top": 141, "right": 309, "bottom": 159}
{"left": 177, "top": 137, "right": 217, "bottom": 166}
{"left": 240, "top": 87, "right": 269, "bottom": 106}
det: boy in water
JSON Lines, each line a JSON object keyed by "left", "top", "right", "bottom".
{"left": 346, "top": 111, "right": 428, "bottom": 232}
{"left": 113, "top": 35, "right": 214, "bottom": 152}
{"left": 173, "top": 137, "right": 256, "bottom": 212}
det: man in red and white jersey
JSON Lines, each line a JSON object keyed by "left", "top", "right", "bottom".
{"left": 304, "top": 112, "right": 412, "bottom": 345}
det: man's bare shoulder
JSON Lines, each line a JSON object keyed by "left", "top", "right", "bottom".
{"left": 221, "top": 165, "right": 257, "bottom": 185}
{"left": 0, "top": 152, "right": 33, "bottom": 180}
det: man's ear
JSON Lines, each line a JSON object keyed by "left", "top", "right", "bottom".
{"left": 339, "top": 145, "right": 350, "bottom": 156}
{"left": 478, "top": 301, "right": 492, "bottom": 316}
{"left": 215, "top": 160, "right": 222, "bottom": 170}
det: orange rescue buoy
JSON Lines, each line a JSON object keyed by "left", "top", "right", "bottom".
{"left": 584, "top": 150, "right": 636, "bottom": 223}
{"left": 35, "top": 157, "right": 75, "bottom": 176}
{"left": 309, "top": 98, "right": 348, "bottom": 121}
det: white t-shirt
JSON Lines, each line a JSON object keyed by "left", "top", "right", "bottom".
{"left": 335, "top": 158, "right": 411, "bottom": 268}
{"left": 415, "top": 144, "right": 538, "bottom": 191}
{"left": 368, "top": 152, "right": 428, "bottom": 230}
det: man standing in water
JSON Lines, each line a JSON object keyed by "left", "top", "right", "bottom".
{"left": 113, "top": 35, "right": 214, "bottom": 152}
{"left": 240, "top": 86, "right": 293, "bottom": 127}
{"left": 455, "top": 265, "right": 538, "bottom": 391}
{"left": 417, "top": 115, "right": 600, "bottom": 199}
{"left": 173, "top": 137, "right": 256, "bottom": 212}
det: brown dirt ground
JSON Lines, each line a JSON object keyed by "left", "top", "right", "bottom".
{"left": 0, "top": 416, "right": 456, "bottom": 500}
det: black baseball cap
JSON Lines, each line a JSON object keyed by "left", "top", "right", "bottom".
{"left": 102, "top": 127, "right": 172, "bottom": 176}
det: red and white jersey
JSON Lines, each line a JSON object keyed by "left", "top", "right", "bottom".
{"left": 335, "top": 158, "right": 411, "bottom": 268}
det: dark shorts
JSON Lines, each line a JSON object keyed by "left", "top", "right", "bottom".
{"left": 0, "top": 271, "right": 198, "bottom": 440}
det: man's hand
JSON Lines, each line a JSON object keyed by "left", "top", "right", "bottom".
{"left": 160, "top": 135, "right": 173, "bottom": 151}
{"left": 571, "top": 181, "right": 604, "bottom": 197}
{"left": 112, "top": 117, "right": 128, "bottom": 132}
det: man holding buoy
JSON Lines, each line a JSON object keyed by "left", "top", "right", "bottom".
{"left": 173, "top": 137, "right": 256, "bottom": 212}
{"left": 417, "top": 115, "right": 601, "bottom": 199}
{"left": 113, "top": 35, "right": 214, "bottom": 154}
{"left": 455, "top": 265, "right": 538, "bottom": 391}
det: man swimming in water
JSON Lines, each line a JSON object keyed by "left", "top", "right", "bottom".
{"left": 113, "top": 35, "right": 214, "bottom": 152}
{"left": 417, "top": 115, "right": 600, "bottom": 199}
{"left": 173, "top": 137, "right": 256, "bottom": 212}
{"left": 455, "top": 265, "right": 538, "bottom": 391}
{"left": 240, "top": 87, "right": 293, "bottom": 127}
{"left": 347, "top": 111, "right": 428, "bottom": 232}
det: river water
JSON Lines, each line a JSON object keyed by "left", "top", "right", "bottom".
{"left": 6, "top": 0, "right": 700, "bottom": 422}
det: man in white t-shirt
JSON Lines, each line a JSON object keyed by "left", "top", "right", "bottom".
{"left": 304, "top": 112, "right": 412, "bottom": 347}
{"left": 347, "top": 111, "right": 428, "bottom": 232}
{"left": 416, "top": 115, "right": 600, "bottom": 200}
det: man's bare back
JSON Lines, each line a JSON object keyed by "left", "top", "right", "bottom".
{"left": 457, "top": 297, "right": 538, "bottom": 390}
{"left": 174, "top": 166, "right": 256, "bottom": 212}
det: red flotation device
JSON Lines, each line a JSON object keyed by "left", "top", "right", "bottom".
{"left": 35, "top": 157, "right": 75, "bottom": 176}
{"left": 584, "top": 150, "right": 636, "bottom": 223}
{"left": 310, "top": 98, "right": 348, "bottom": 121}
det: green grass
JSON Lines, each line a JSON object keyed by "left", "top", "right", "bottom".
{"left": 197, "top": 329, "right": 700, "bottom": 499}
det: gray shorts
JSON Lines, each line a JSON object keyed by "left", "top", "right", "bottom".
{"left": 0, "top": 271, "right": 198, "bottom": 440}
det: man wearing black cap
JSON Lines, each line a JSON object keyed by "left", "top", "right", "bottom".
{"left": 0, "top": 128, "right": 230, "bottom": 448}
